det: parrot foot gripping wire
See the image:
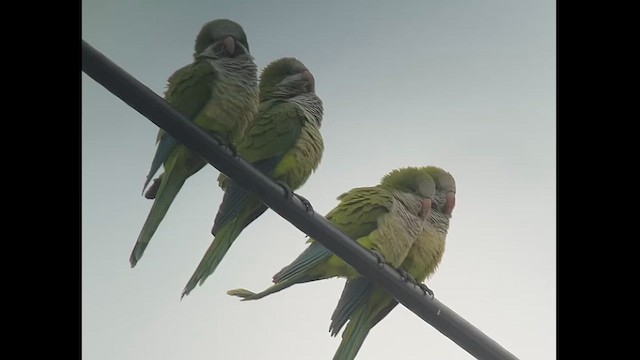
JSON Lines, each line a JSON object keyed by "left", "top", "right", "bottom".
{"left": 396, "top": 267, "right": 417, "bottom": 284}
{"left": 418, "top": 283, "right": 435, "bottom": 299}
{"left": 210, "top": 132, "right": 238, "bottom": 157}
{"left": 276, "top": 181, "right": 314, "bottom": 215}
{"left": 394, "top": 267, "right": 433, "bottom": 298}
{"left": 294, "top": 194, "right": 314, "bottom": 215}
{"left": 225, "top": 142, "right": 239, "bottom": 157}
{"left": 369, "top": 249, "right": 387, "bottom": 268}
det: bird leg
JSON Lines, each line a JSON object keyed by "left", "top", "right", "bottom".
{"left": 210, "top": 132, "right": 238, "bottom": 157}
{"left": 418, "top": 283, "right": 435, "bottom": 299}
{"left": 275, "top": 181, "right": 314, "bottom": 214}
{"left": 225, "top": 142, "right": 239, "bottom": 157}
{"left": 396, "top": 267, "right": 417, "bottom": 283}
{"left": 276, "top": 180, "right": 294, "bottom": 199}
{"left": 293, "top": 193, "right": 314, "bottom": 215}
{"left": 369, "top": 249, "right": 387, "bottom": 268}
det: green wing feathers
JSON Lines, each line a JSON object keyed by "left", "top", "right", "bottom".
{"left": 225, "top": 186, "right": 397, "bottom": 301}
{"left": 131, "top": 147, "right": 204, "bottom": 267}
{"left": 182, "top": 221, "right": 242, "bottom": 297}
{"left": 332, "top": 307, "right": 373, "bottom": 360}
{"left": 165, "top": 62, "right": 217, "bottom": 120}
{"left": 183, "top": 97, "right": 325, "bottom": 294}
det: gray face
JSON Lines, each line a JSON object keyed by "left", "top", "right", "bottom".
{"left": 197, "top": 39, "right": 250, "bottom": 60}
{"left": 275, "top": 71, "right": 315, "bottom": 95}
{"left": 195, "top": 19, "right": 250, "bottom": 58}
{"left": 421, "top": 169, "right": 456, "bottom": 217}
{"left": 430, "top": 187, "right": 455, "bottom": 217}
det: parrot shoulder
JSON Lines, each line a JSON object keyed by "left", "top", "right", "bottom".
{"left": 325, "top": 186, "right": 394, "bottom": 241}
{"left": 163, "top": 61, "right": 217, "bottom": 120}
{"left": 234, "top": 100, "right": 305, "bottom": 164}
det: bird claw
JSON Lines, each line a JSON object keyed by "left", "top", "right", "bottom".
{"left": 225, "top": 142, "right": 239, "bottom": 157}
{"left": 418, "top": 283, "right": 434, "bottom": 299}
{"left": 396, "top": 268, "right": 416, "bottom": 283}
{"left": 369, "top": 249, "right": 386, "bottom": 268}
{"left": 276, "top": 181, "right": 294, "bottom": 200}
{"left": 210, "top": 133, "right": 238, "bottom": 157}
{"left": 294, "top": 193, "right": 314, "bottom": 215}
{"left": 276, "top": 181, "right": 313, "bottom": 214}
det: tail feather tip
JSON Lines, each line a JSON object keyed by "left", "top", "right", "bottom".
{"left": 129, "top": 245, "right": 145, "bottom": 267}
{"left": 129, "top": 253, "right": 139, "bottom": 268}
{"left": 180, "top": 290, "right": 189, "bottom": 300}
{"left": 227, "top": 288, "right": 256, "bottom": 299}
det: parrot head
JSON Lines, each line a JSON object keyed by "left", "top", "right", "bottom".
{"left": 421, "top": 166, "right": 456, "bottom": 217}
{"left": 381, "top": 167, "right": 437, "bottom": 220}
{"left": 258, "top": 57, "right": 316, "bottom": 101}
{"left": 194, "top": 19, "right": 250, "bottom": 60}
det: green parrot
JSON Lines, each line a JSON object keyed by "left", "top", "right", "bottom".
{"left": 129, "top": 19, "right": 260, "bottom": 267}
{"left": 226, "top": 167, "right": 438, "bottom": 301}
{"left": 329, "top": 166, "right": 456, "bottom": 360}
{"left": 181, "top": 57, "right": 324, "bottom": 297}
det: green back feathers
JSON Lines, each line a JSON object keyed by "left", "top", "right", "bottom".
{"left": 164, "top": 62, "right": 217, "bottom": 118}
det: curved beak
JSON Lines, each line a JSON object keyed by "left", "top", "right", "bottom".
{"left": 302, "top": 70, "right": 315, "bottom": 92}
{"left": 222, "top": 35, "right": 236, "bottom": 55}
{"left": 443, "top": 192, "right": 456, "bottom": 216}
{"left": 419, "top": 198, "right": 432, "bottom": 220}
{"left": 196, "top": 36, "right": 239, "bottom": 60}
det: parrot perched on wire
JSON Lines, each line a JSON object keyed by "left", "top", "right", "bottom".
{"left": 329, "top": 166, "right": 456, "bottom": 360}
{"left": 226, "top": 166, "right": 438, "bottom": 301}
{"left": 181, "top": 57, "right": 324, "bottom": 297}
{"left": 129, "top": 19, "right": 260, "bottom": 267}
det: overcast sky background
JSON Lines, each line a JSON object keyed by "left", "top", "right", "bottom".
{"left": 82, "top": 1, "right": 555, "bottom": 359}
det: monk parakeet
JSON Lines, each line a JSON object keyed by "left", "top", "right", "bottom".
{"left": 129, "top": 19, "right": 259, "bottom": 267}
{"left": 226, "top": 167, "right": 438, "bottom": 301}
{"left": 329, "top": 166, "right": 456, "bottom": 360}
{"left": 181, "top": 57, "right": 324, "bottom": 297}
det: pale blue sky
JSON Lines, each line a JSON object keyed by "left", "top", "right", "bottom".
{"left": 82, "top": 1, "right": 555, "bottom": 359}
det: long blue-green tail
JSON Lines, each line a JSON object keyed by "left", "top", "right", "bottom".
{"left": 227, "top": 273, "right": 317, "bottom": 301}
{"left": 227, "top": 241, "right": 331, "bottom": 301}
{"left": 272, "top": 241, "right": 332, "bottom": 283}
{"left": 181, "top": 223, "right": 243, "bottom": 298}
{"left": 130, "top": 161, "right": 187, "bottom": 267}
{"left": 333, "top": 308, "right": 372, "bottom": 360}
{"left": 181, "top": 178, "right": 269, "bottom": 297}
{"left": 142, "top": 135, "right": 177, "bottom": 195}
{"left": 330, "top": 278, "right": 375, "bottom": 336}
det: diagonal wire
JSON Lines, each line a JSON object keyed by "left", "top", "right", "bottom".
{"left": 82, "top": 39, "right": 520, "bottom": 360}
